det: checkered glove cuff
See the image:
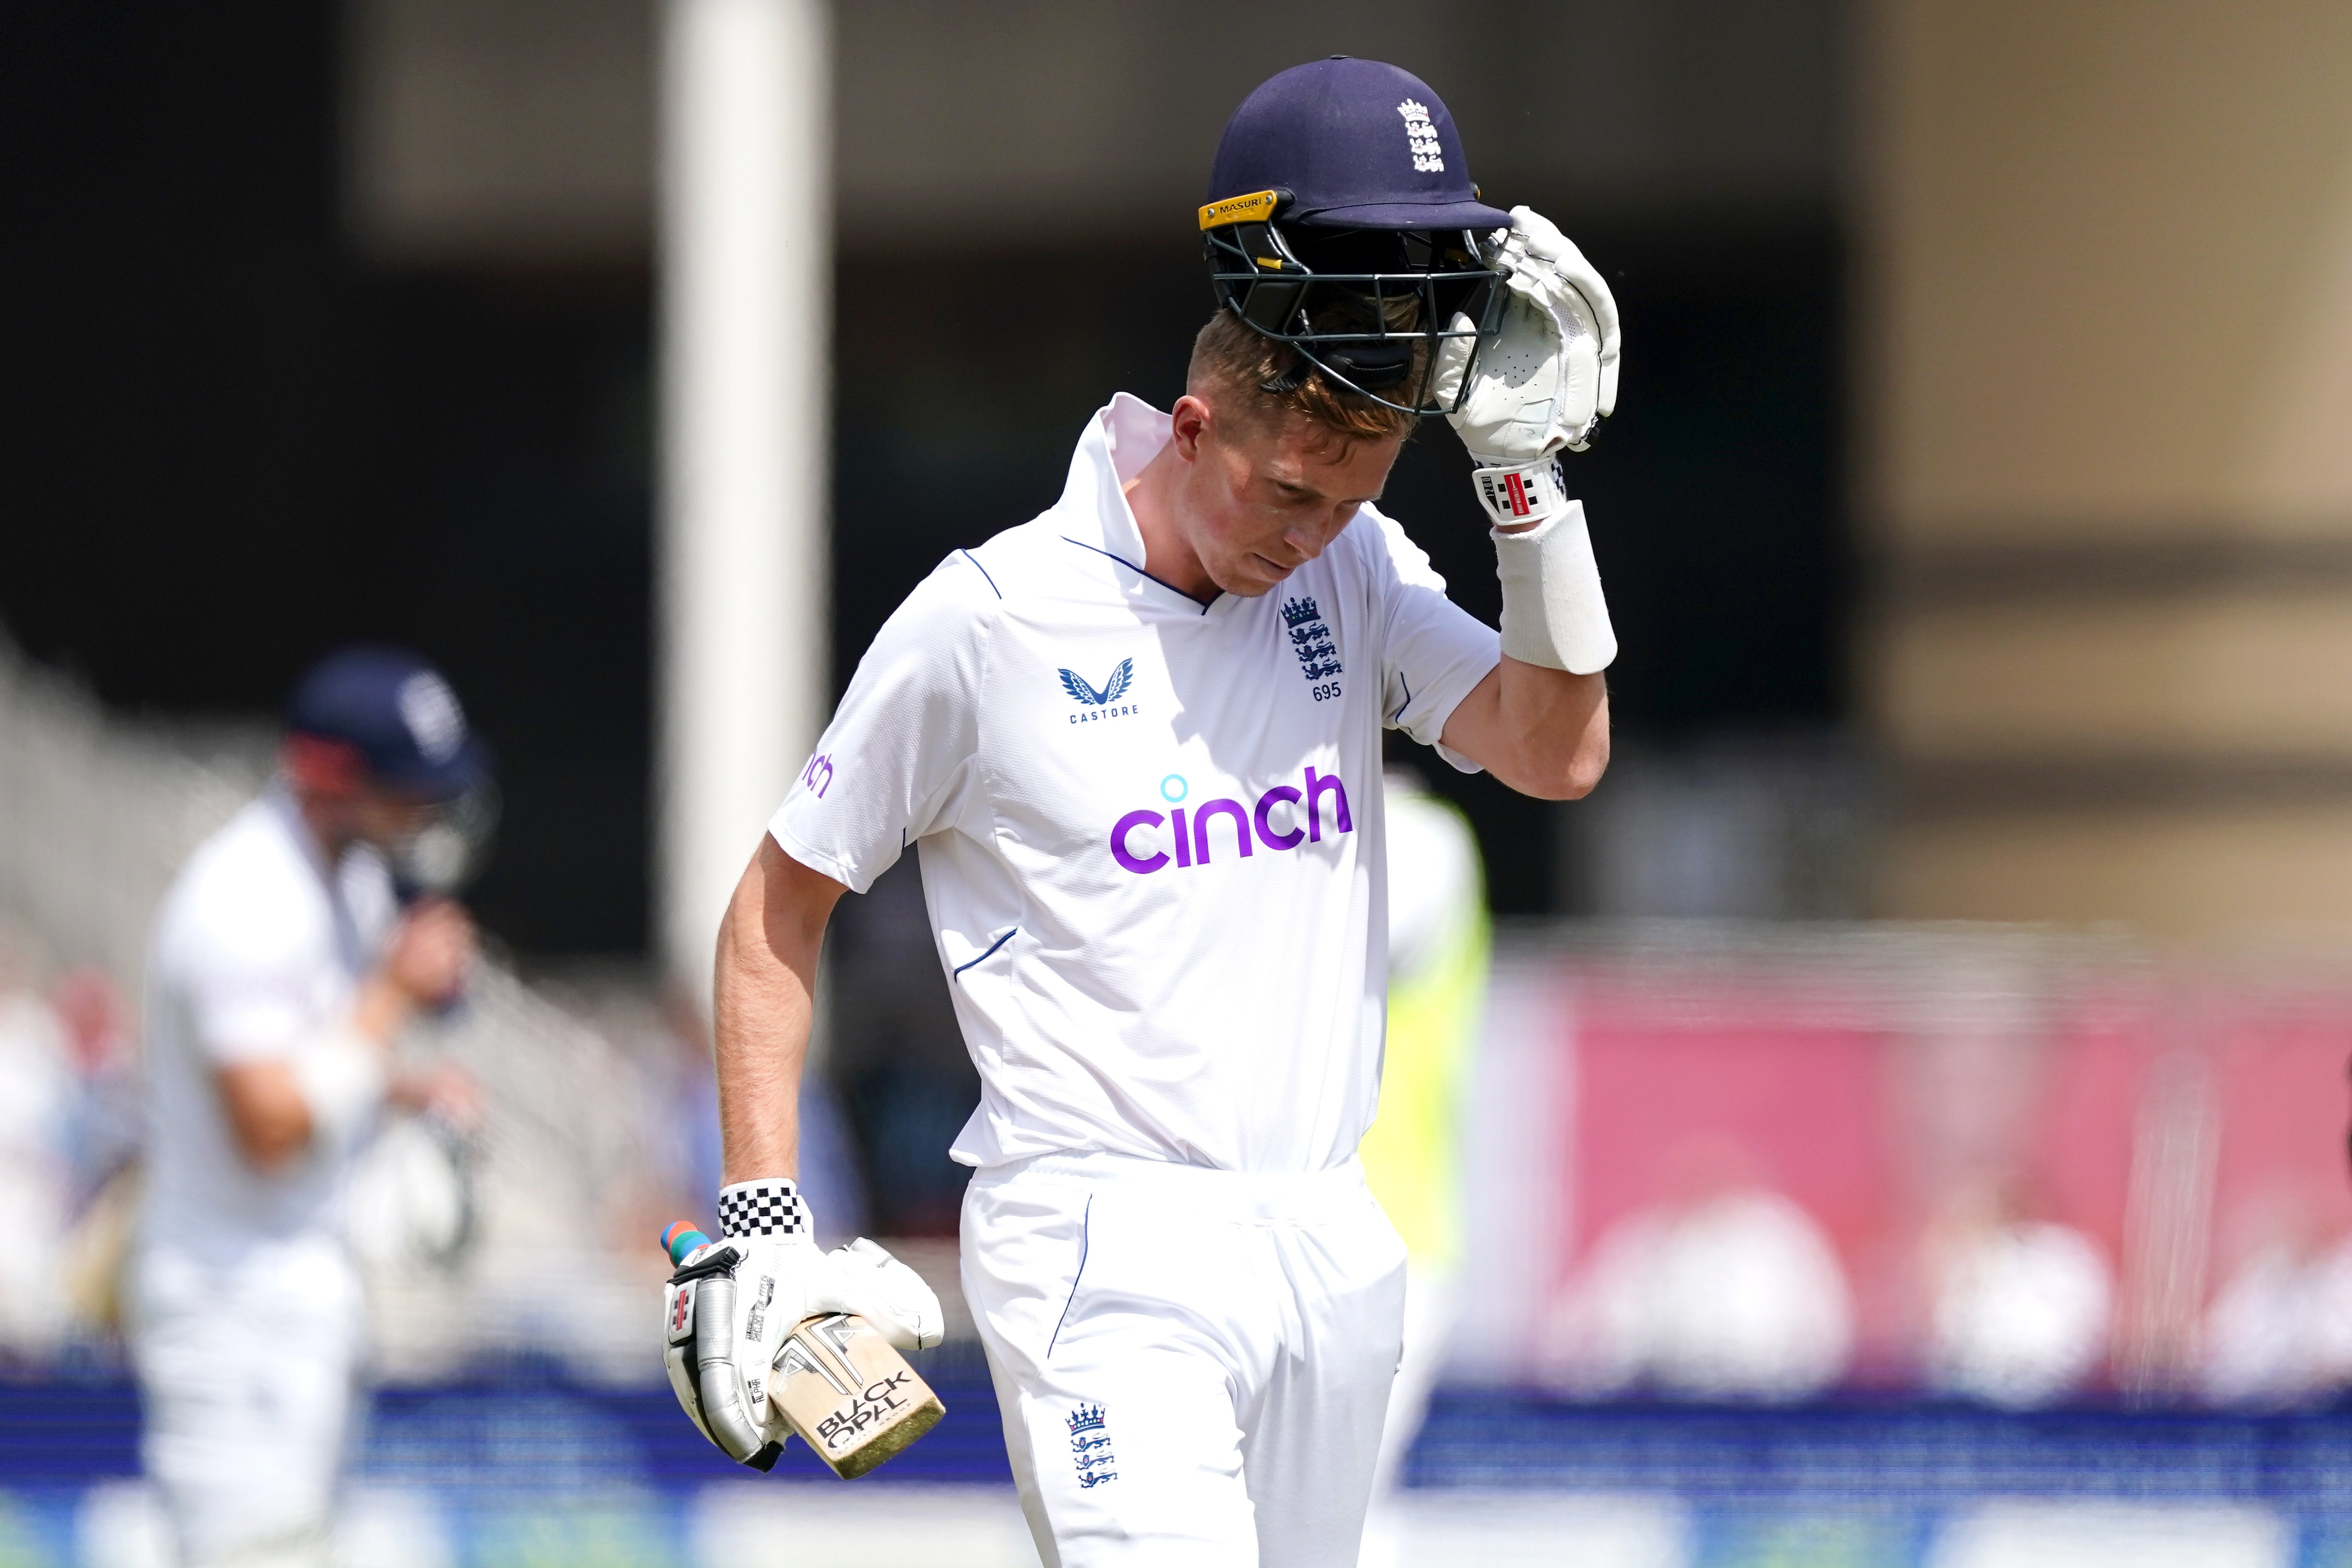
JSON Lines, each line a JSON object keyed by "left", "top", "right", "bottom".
{"left": 716, "top": 1178, "right": 810, "bottom": 1239}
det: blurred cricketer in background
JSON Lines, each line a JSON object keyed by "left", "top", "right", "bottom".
{"left": 134, "top": 648, "right": 488, "bottom": 1568}
{"left": 677, "top": 57, "right": 1619, "bottom": 1565}
{"left": 1358, "top": 769, "right": 1489, "bottom": 1568}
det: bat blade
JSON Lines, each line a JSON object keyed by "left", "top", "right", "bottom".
{"left": 769, "top": 1312, "right": 946, "bottom": 1479}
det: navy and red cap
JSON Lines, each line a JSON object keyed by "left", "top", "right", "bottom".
{"left": 285, "top": 646, "right": 487, "bottom": 801}
{"left": 1207, "top": 57, "right": 1510, "bottom": 232}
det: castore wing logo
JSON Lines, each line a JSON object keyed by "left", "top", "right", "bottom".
{"left": 1059, "top": 659, "right": 1133, "bottom": 707}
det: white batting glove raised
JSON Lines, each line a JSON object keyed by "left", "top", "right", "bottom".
{"left": 1434, "top": 207, "right": 1622, "bottom": 529}
{"left": 662, "top": 1180, "right": 944, "bottom": 1470}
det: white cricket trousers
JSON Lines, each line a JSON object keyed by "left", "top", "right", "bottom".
{"left": 132, "top": 1243, "right": 362, "bottom": 1568}
{"left": 963, "top": 1151, "right": 1408, "bottom": 1568}
{"left": 1357, "top": 1267, "right": 1458, "bottom": 1568}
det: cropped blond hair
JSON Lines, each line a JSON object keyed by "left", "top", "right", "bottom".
{"left": 1185, "top": 309, "right": 1416, "bottom": 453}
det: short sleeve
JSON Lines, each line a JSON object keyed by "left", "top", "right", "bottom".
{"left": 768, "top": 554, "right": 994, "bottom": 893}
{"left": 174, "top": 896, "right": 317, "bottom": 1065}
{"left": 190, "top": 966, "right": 309, "bottom": 1063}
{"left": 1366, "top": 512, "right": 1501, "bottom": 774}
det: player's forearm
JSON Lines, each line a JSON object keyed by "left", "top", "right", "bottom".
{"left": 349, "top": 972, "right": 417, "bottom": 1046}
{"left": 1443, "top": 659, "right": 1609, "bottom": 801}
{"left": 714, "top": 836, "right": 845, "bottom": 1184}
{"left": 218, "top": 1008, "right": 405, "bottom": 1173}
{"left": 215, "top": 1059, "right": 316, "bottom": 1171}
{"left": 1501, "top": 656, "right": 1609, "bottom": 799}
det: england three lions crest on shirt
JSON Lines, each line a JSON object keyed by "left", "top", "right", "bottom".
{"left": 1282, "top": 596, "right": 1343, "bottom": 697}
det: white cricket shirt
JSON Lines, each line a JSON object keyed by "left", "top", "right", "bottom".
{"left": 772, "top": 394, "right": 1500, "bottom": 1173}
{"left": 142, "top": 786, "right": 397, "bottom": 1265}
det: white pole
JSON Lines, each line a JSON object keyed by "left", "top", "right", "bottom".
{"left": 656, "top": 0, "right": 831, "bottom": 993}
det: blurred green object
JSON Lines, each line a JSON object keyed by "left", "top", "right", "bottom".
{"left": 1360, "top": 779, "right": 1489, "bottom": 1270}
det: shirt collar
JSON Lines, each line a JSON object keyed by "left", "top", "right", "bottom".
{"left": 1055, "top": 392, "right": 1170, "bottom": 563}
{"left": 263, "top": 778, "right": 341, "bottom": 887}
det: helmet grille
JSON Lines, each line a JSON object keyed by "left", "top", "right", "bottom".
{"left": 1203, "top": 218, "right": 1504, "bottom": 416}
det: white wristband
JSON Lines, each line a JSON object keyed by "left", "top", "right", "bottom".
{"left": 291, "top": 1027, "right": 388, "bottom": 1156}
{"left": 1470, "top": 457, "right": 1574, "bottom": 529}
{"left": 1492, "top": 501, "right": 1617, "bottom": 674}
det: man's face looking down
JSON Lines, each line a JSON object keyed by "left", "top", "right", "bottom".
{"left": 346, "top": 787, "right": 443, "bottom": 852}
{"left": 1160, "top": 393, "right": 1406, "bottom": 600}
{"left": 283, "top": 740, "right": 446, "bottom": 858}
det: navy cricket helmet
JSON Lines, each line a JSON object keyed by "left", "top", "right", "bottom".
{"left": 1201, "top": 58, "right": 1511, "bottom": 415}
{"left": 286, "top": 646, "right": 487, "bottom": 800}
{"left": 285, "top": 646, "right": 498, "bottom": 895}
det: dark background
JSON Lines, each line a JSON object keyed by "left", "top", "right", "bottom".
{"left": 0, "top": 1, "right": 1844, "bottom": 950}
{"left": 0, "top": 1, "right": 1842, "bottom": 1232}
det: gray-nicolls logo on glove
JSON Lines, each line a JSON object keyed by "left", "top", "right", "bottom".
{"left": 660, "top": 1179, "right": 947, "bottom": 1477}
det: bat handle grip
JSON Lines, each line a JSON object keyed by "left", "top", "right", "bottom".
{"left": 661, "top": 1222, "right": 714, "bottom": 1265}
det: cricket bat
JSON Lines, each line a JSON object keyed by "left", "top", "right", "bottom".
{"left": 663, "top": 1223, "right": 947, "bottom": 1479}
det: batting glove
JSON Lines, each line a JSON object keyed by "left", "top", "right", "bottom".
{"left": 1434, "top": 207, "right": 1622, "bottom": 529}
{"left": 662, "top": 1179, "right": 945, "bottom": 1470}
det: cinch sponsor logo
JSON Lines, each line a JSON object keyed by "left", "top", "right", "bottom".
{"left": 1109, "top": 769, "right": 1351, "bottom": 875}
{"left": 800, "top": 753, "right": 834, "bottom": 798}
